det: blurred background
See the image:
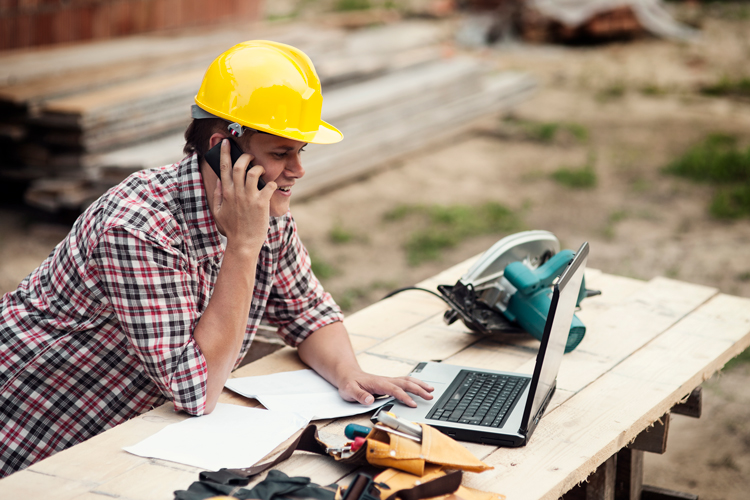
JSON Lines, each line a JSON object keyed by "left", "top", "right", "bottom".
{"left": 1, "top": 0, "right": 749, "bottom": 497}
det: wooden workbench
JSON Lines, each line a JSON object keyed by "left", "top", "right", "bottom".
{"left": 2, "top": 256, "right": 749, "bottom": 500}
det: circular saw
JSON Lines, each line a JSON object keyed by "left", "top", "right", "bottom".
{"left": 438, "top": 230, "right": 599, "bottom": 353}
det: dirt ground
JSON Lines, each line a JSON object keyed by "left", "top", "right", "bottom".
{"left": 1, "top": 5, "right": 749, "bottom": 499}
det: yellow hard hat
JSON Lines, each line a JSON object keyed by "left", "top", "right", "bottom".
{"left": 194, "top": 40, "right": 343, "bottom": 144}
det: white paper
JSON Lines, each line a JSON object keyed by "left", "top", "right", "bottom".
{"left": 225, "top": 369, "right": 393, "bottom": 420}
{"left": 123, "top": 403, "right": 309, "bottom": 471}
{"left": 225, "top": 369, "right": 335, "bottom": 397}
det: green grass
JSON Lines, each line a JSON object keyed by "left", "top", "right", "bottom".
{"left": 701, "top": 76, "right": 750, "bottom": 98}
{"left": 597, "top": 81, "right": 626, "bottom": 101}
{"left": 709, "top": 185, "right": 750, "bottom": 219}
{"left": 551, "top": 155, "right": 598, "bottom": 189}
{"left": 334, "top": 0, "right": 371, "bottom": 11}
{"left": 663, "top": 133, "right": 750, "bottom": 219}
{"left": 640, "top": 83, "right": 669, "bottom": 97}
{"left": 384, "top": 202, "right": 522, "bottom": 265}
{"left": 328, "top": 224, "right": 355, "bottom": 244}
{"left": 504, "top": 118, "right": 589, "bottom": 144}
{"left": 663, "top": 134, "right": 750, "bottom": 184}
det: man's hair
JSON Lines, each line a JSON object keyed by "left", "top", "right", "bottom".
{"left": 183, "top": 118, "right": 229, "bottom": 160}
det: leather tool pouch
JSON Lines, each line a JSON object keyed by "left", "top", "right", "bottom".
{"left": 198, "top": 423, "right": 491, "bottom": 487}
{"left": 374, "top": 466, "right": 505, "bottom": 500}
{"left": 361, "top": 424, "right": 492, "bottom": 476}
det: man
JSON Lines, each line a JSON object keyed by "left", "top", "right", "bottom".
{"left": 0, "top": 40, "right": 433, "bottom": 478}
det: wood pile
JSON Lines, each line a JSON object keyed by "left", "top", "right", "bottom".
{"left": 0, "top": 19, "right": 535, "bottom": 213}
{"left": 462, "top": 0, "right": 645, "bottom": 43}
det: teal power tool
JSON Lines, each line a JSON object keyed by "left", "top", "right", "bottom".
{"left": 438, "top": 230, "right": 599, "bottom": 353}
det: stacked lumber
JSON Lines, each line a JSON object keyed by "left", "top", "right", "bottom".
{"left": 462, "top": 0, "right": 694, "bottom": 44}
{"left": 0, "top": 19, "right": 535, "bottom": 212}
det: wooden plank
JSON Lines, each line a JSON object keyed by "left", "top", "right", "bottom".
{"left": 463, "top": 292, "right": 750, "bottom": 500}
{"left": 629, "top": 414, "right": 669, "bottom": 454}
{"left": 366, "top": 315, "right": 481, "bottom": 364}
{"left": 29, "top": 404, "right": 191, "bottom": 482}
{"left": 0, "top": 469, "right": 93, "bottom": 500}
{"left": 343, "top": 298, "right": 440, "bottom": 340}
{"left": 615, "top": 448, "right": 643, "bottom": 500}
{"left": 640, "top": 485, "right": 698, "bottom": 500}
{"left": 671, "top": 387, "right": 701, "bottom": 418}
{"left": 92, "top": 461, "right": 201, "bottom": 500}
{"left": 563, "top": 454, "right": 616, "bottom": 500}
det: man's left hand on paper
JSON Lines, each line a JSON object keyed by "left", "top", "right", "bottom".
{"left": 297, "top": 321, "right": 434, "bottom": 409}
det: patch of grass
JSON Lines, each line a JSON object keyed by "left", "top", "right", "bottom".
{"left": 663, "top": 133, "right": 750, "bottom": 219}
{"left": 701, "top": 76, "right": 750, "bottom": 98}
{"left": 736, "top": 271, "right": 750, "bottom": 282}
{"left": 640, "top": 83, "right": 669, "bottom": 97}
{"left": 551, "top": 154, "right": 598, "bottom": 189}
{"left": 709, "top": 185, "right": 750, "bottom": 219}
{"left": 384, "top": 202, "right": 522, "bottom": 265}
{"left": 663, "top": 133, "right": 750, "bottom": 184}
{"left": 334, "top": 0, "right": 371, "bottom": 11}
{"left": 505, "top": 118, "right": 589, "bottom": 144}
{"left": 597, "top": 81, "right": 626, "bottom": 101}
{"left": 328, "top": 223, "right": 355, "bottom": 244}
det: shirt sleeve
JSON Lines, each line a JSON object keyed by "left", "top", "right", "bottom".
{"left": 89, "top": 226, "right": 208, "bottom": 415}
{"left": 264, "top": 217, "right": 344, "bottom": 347}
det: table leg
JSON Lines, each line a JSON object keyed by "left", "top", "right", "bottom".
{"left": 562, "top": 454, "right": 617, "bottom": 500}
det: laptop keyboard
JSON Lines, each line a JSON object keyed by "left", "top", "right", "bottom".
{"left": 427, "top": 370, "right": 529, "bottom": 428}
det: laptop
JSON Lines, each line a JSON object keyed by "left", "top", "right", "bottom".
{"left": 374, "top": 241, "right": 589, "bottom": 447}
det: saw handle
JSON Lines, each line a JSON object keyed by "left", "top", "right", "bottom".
{"left": 503, "top": 249, "right": 576, "bottom": 295}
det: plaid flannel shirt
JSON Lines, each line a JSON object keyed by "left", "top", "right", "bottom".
{"left": 0, "top": 154, "right": 342, "bottom": 478}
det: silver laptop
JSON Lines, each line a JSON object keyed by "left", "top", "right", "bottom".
{"left": 374, "top": 242, "right": 589, "bottom": 447}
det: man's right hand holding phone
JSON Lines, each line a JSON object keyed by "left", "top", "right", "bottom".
{"left": 211, "top": 138, "right": 275, "bottom": 256}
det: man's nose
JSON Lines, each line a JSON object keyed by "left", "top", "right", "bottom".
{"left": 287, "top": 154, "right": 305, "bottom": 178}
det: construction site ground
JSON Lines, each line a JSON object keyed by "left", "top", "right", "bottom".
{"left": 1, "top": 6, "right": 749, "bottom": 499}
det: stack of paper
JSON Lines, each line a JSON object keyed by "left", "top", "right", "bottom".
{"left": 225, "top": 369, "right": 392, "bottom": 420}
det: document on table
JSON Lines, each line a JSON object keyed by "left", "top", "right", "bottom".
{"left": 224, "top": 369, "right": 393, "bottom": 420}
{"left": 123, "top": 403, "right": 309, "bottom": 471}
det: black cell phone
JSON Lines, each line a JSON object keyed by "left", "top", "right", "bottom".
{"left": 204, "top": 138, "right": 266, "bottom": 190}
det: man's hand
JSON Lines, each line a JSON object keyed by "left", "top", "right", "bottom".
{"left": 297, "top": 322, "right": 435, "bottom": 409}
{"left": 212, "top": 138, "right": 276, "bottom": 254}
{"left": 336, "top": 370, "right": 434, "bottom": 408}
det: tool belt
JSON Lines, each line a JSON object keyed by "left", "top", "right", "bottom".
{"left": 177, "top": 424, "right": 503, "bottom": 500}
{"left": 196, "top": 423, "right": 491, "bottom": 487}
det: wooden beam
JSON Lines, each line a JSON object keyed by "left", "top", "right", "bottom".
{"left": 563, "top": 454, "right": 617, "bottom": 500}
{"left": 640, "top": 485, "right": 698, "bottom": 500}
{"left": 629, "top": 414, "right": 670, "bottom": 454}
{"left": 615, "top": 448, "right": 643, "bottom": 500}
{"left": 671, "top": 387, "right": 702, "bottom": 419}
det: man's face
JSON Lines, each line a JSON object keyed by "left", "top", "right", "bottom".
{"left": 237, "top": 132, "right": 307, "bottom": 218}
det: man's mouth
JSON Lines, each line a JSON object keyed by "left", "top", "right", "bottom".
{"left": 277, "top": 186, "right": 291, "bottom": 192}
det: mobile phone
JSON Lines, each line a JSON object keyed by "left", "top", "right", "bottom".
{"left": 204, "top": 138, "right": 266, "bottom": 190}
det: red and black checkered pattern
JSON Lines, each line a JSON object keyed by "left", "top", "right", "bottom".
{"left": 0, "top": 154, "right": 342, "bottom": 477}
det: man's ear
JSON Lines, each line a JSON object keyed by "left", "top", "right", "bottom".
{"left": 208, "top": 133, "right": 228, "bottom": 150}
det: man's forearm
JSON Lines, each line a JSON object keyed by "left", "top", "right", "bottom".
{"left": 297, "top": 321, "right": 361, "bottom": 390}
{"left": 193, "top": 245, "right": 258, "bottom": 413}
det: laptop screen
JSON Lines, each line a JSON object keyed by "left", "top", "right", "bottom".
{"left": 523, "top": 242, "right": 589, "bottom": 430}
